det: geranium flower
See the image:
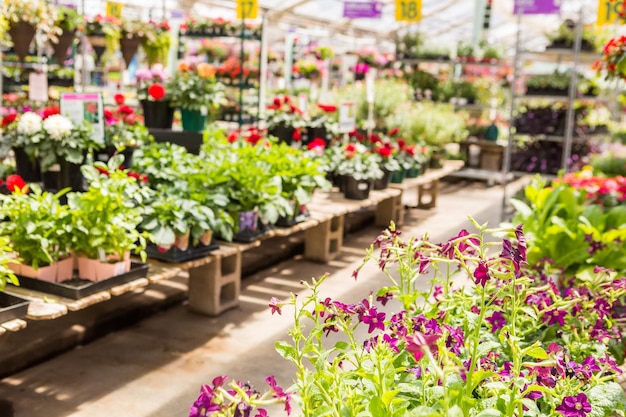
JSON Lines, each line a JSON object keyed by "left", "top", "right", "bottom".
{"left": 1, "top": 113, "right": 17, "bottom": 127}
{"left": 148, "top": 83, "right": 166, "bottom": 100}
{"left": 6, "top": 174, "right": 26, "bottom": 193}
{"left": 317, "top": 103, "right": 337, "bottom": 113}
{"left": 114, "top": 93, "right": 125, "bottom": 105}
{"left": 41, "top": 106, "right": 61, "bottom": 120}
{"left": 292, "top": 129, "right": 302, "bottom": 142}
{"left": 555, "top": 393, "right": 591, "bottom": 417}
{"left": 388, "top": 127, "right": 399, "bottom": 136}
{"left": 43, "top": 114, "right": 73, "bottom": 141}
{"left": 307, "top": 137, "right": 326, "bottom": 151}
{"left": 17, "top": 112, "right": 43, "bottom": 135}
{"left": 118, "top": 105, "right": 134, "bottom": 116}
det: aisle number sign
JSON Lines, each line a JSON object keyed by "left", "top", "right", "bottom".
{"left": 237, "top": 0, "right": 258, "bottom": 19}
{"left": 105, "top": 1, "right": 123, "bottom": 18}
{"left": 597, "top": 0, "right": 626, "bottom": 25}
{"left": 395, "top": 0, "right": 422, "bottom": 22}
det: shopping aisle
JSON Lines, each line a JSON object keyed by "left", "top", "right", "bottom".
{"left": 0, "top": 179, "right": 520, "bottom": 417}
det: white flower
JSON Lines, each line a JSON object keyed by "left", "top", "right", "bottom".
{"left": 43, "top": 115, "right": 73, "bottom": 141}
{"left": 16, "top": 112, "right": 42, "bottom": 135}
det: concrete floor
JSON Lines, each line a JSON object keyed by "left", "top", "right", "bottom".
{"left": 0, "top": 179, "right": 518, "bottom": 417}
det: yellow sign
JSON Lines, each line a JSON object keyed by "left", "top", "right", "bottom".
{"left": 395, "top": 0, "right": 422, "bottom": 22}
{"left": 236, "top": 0, "right": 258, "bottom": 19}
{"left": 597, "top": 0, "right": 625, "bottom": 25}
{"left": 105, "top": 1, "right": 123, "bottom": 19}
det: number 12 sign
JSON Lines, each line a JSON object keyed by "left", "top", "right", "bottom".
{"left": 237, "top": 0, "right": 258, "bottom": 19}
{"left": 395, "top": 0, "right": 422, "bottom": 22}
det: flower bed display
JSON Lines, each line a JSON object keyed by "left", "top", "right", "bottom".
{"left": 189, "top": 223, "right": 626, "bottom": 416}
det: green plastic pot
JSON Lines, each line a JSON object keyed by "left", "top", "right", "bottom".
{"left": 180, "top": 108, "right": 207, "bottom": 132}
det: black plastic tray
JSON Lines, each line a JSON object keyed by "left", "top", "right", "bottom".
{"left": 0, "top": 293, "right": 30, "bottom": 323}
{"left": 146, "top": 242, "right": 219, "bottom": 263}
{"left": 12, "top": 262, "right": 150, "bottom": 300}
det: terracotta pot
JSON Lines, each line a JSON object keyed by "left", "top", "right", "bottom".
{"left": 56, "top": 256, "right": 75, "bottom": 282}
{"left": 51, "top": 29, "right": 76, "bottom": 65}
{"left": 8, "top": 21, "right": 36, "bottom": 63}
{"left": 7, "top": 262, "right": 21, "bottom": 275}
{"left": 120, "top": 35, "right": 142, "bottom": 67}
{"left": 174, "top": 230, "right": 191, "bottom": 251}
{"left": 21, "top": 263, "right": 58, "bottom": 282}
{"left": 199, "top": 230, "right": 213, "bottom": 246}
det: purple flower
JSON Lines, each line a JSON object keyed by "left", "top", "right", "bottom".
{"left": 265, "top": 376, "right": 292, "bottom": 415}
{"left": 382, "top": 333, "right": 399, "bottom": 352}
{"left": 593, "top": 298, "right": 611, "bottom": 318}
{"left": 361, "top": 307, "right": 386, "bottom": 333}
{"left": 189, "top": 385, "right": 220, "bottom": 417}
{"left": 473, "top": 261, "right": 490, "bottom": 287}
{"left": 500, "top": 239, "right": 526, "bottom": 277}
{"left": 376, "top": 291, "right": 393, "bottom": 306}
{"left": 555, "top": 393, "right": 592, "bottom": 417}
{"left": 424, "top": 318, "right": 442, "bottom": 336}
{"left": 440, "top": 229, "right": 479, "bottom": 259}
{"left": 514, "top": 225, "right": 527, "bottom": 261}
{"left": 486, "top": 311, "right": 506, "bottom": 331}
{"left": 255, "top": 409, "right": 268, "bottom": 417}
{"left": 405, "top": 332, "right": 439, "bottom": 362}
{"left": 407, "top": 365, "right": 422, "bottom": 378}
{"left": 499, "top": 361, "right": 513, "bottom": 379}
{"left": 526, "top": 291, "right": 553, "bottom": 311}
{"left": 543, "top": 308, "right": 568, "bottom": 326}
{"left": 234, "top": 402, "right": 253, "bottom": 417}
{"left": 580, "top": 356, "right": 601, "bottom": 379}
{"left": 269, "top": 297, "right": 283, "bottom": 315}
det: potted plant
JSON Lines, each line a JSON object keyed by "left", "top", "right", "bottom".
{"left": 168, "top": 60, "right": 226, "bottom": 132}
{"left": 3, "top": 0, "right": 56, "bottom": 63}
{"left": 1, "top": 112, "right": 41, "bottom": 182}
{"left": 335, "top": 142, "right": 384, "bottom": 200}
{"left": 199, "top": 39, "right": 229, "bottom": 62}
{"left": 67, "top": 156, "right": 148, "bottom": 281}
{"left": 103, "top": 101, "right": 151, "bottom": 166}
{"left": 525, "top": 71, "right": 571, "bottom": 96}
{"left": 368, "top": 134, "right": 402, "bottom": 190}
{"left": 265, "top": 95, "right": 307, "bottom": 144}
{"left": 50, "top": 5, "right": 82, "bottom": 65}
{"left": 0, "top": 184, "right": 74, "bottom": 282}
{"left": 141, "top": 21, "right": 171, "bottom": 67}
{"left": 118, "top": 18, "right": 146, "bottom": 67}
{"left": 456, "top": 40, "right": 475, "bottom": 62}
{"left": 395, "top": 31, "right": 423, "bottom": 60}
{"left": 135, "top": 64, "right": 174, "bottom": 129}
{"left": 547, "top": 20, "right": 599, "bottom": 52}
{"left": 293, "top": 59, "right": 323, "bottom": 80}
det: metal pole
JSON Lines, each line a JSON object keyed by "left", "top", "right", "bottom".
{"left": 0, "top": 0, "right": 4, "bottom": 148}
{"left": 238, "top": 8, "right": 245, "bottom": 127}
{"left": 258, "top": 13, "right": 268, "bottom": 124}
{"left": 561, "top": 6, "right": 583, "bottom": 173}
{"left": 501, "top": 10, "right": 522, "bottom": 222}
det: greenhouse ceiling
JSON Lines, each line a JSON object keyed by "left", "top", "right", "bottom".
{"left": 81, "top": 0, "right": 612, "bottom": 52}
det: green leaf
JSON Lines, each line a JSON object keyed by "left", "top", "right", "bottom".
{"left": 274, "top": 341, "right": 297, "bottom": 361}
{"left": 587, "top": 382, "right": 626, "bottom": 417}
{"left": 475, "top": 409, "right": 503, "bottom": 417}
{"left": 523, "top": 345, "right": 548, "bottom": 360}
{"left": 477, "top": 341, "right": 501, "bottom": 358}
{"left": 368, "top": 396, "right": 387, "bottom": 416}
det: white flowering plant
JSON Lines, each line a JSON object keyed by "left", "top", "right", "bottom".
{"left": 14, "top": 111, "right": 102, "bottom": 171}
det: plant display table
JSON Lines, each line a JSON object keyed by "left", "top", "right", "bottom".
{"left": 0, "top": 264, "right": 181, "bottom": 336}
{"left": 390, "top": 160, "right": 465, "bottom": 209}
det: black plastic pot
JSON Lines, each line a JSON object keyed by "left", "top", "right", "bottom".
{"left": 42, "top": 160, "right": 84, "bottom": 193}
{"left": 141, "top": 100, "right": 174, "bottom": 130}
{"left": 372, "top": 169, "right": 391, "bottom": 190}
{"left": 268, "top": 124, "right": 296, "bottom": 145}
{"left": 343, "top": 176, "right": 372, "bottom": 200}
{"left": 12, "top": 147, "right": 41, "bottom": 183}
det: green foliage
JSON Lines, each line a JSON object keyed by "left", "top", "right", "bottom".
{"left": 387, "top": 102, "right": 468, "bottom": 148}
{"left": 0, "top": 185, "right": 72, "bottom": 268}
{"left": 590, "top": 154, "right": 626, "bottom": 177}
{"left": 67, "top": 156, "right": 148, "bottom": 260}
{"left": 351, "top": 80, "right": 412, "bottom": 130}
{"left": 0, "top": 237, "right": 19, "bottom": 291}
{"left": 506, "top": 176, "right": 626, "bottom": 275}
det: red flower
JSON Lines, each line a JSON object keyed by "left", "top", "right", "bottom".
{"left": 307, "top": 138, "right": 326, "bottom": 151}
{"left": 377, "top": 147, "right": 392, "bottom": 158}
{"left": 345, "top": 144, "right": 357, "bottom": 153}
{"left": 397, "top": 139, "right": 407, "bottom": 149}
{"left": 42, "top": 106, "right": 61, "bottom": 120}
{"left": 292, "top": 129, "right": 302, "bottom": 141}
{"left": 104, "top": 109, "right": 115, "bottom": 121}
{"left": 96, "top": 166, "right": 110, "bottom": 176}
{"left": 405, "top": 145, "right": 416, "bottom": 156}
{"left": 124, "top": 113, "right": 137, "bottom": 125}
{"left": 6, "top": 174, "right": 26, "bottom": 193}
{"left": 273, "top": 97, "right": 282, "bottom": 106}
{"left": 388, "top": 127, "right": 399, "bottom": 137}
{"left": 118, "top": 105, "right": 134, "bottom": 115}
{"left": 114, "top": 93, "right": 125, "bottom": 105}
{"left": 369, "top": 134, "right": 382, "bottom": 144}
{"left": 148, "top": 83, "right": 166, "bottom": 100}
{"left": 247, "top": 132, "right": 262, "bottom": 145}
{"left": 227, "top": 130, "right": 239, "bottom": 143}
{"left": 317, "top": 103, "right": 337, "bottom": 113}
{"left": 1, "top": 114, "right": 17, "bottom": 127}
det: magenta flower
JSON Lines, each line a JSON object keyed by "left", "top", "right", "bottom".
{"left": 543, "top": 308, "right": 568, "bottom": 326}
{"left": 376, "top": 291, "right": 393, "bottom": 306}
{"left": 265, "top": 376, "right": 292, "bottom": 415}
{"left": 555, "top": 393, "right": 592, "bottom": 417}
{"left": 269, "top": 297, "right": 283, "bottom": 315}
{"left": 473, "top": 261, "right": 490, "bottom": 287}
{"left": 580, "top": 356, "right": 601, "bottom": 379}
{"left": 500, "top": 238, "right": 526, "bottom": 276}
{"left": 486, "top": 311, "right": 506, "bottom": 331}
{"left": 405, "top": 332, "right": 439, "bottom": 362}
{"left": 255, "top": 409, "right": 268, "bottom": 417}
{"left": 361, "top": 307, "right": 386, "bottom": 333}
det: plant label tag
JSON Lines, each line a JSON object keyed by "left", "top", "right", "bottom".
{"left": 357, "top": 183, "right": 369, "bottom": 191}
{"left": 29, "top": 73, "right": 48, "bottom": 102}
{"left": 98, "top": 248, "right": 106, "bottom": 263}
{"left": 201, "top": 106, "right": 208, "bottom": 116}
{"left": 115, "top": 262, "right": 125, "bottom": 275}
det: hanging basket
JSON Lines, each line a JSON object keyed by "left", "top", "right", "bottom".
{"left": 87, "top": 32, "right": 106, "bottom": 65}
{"left": 8, "top": 21, "right": 36, "bottom": 63}
{"left": 120, "top": 35, "right": 142, "bottom": 67}
{"left": 51, "top": 30, "right": 76, "bottom": 65}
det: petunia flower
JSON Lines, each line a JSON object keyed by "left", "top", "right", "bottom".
{"left": 361, "top": 306, "right": 386, "bottom": 333}
{"left": 473, "top": 261, "right": 490, "bottom": 287}
{"left": 486, "top": 311, "right": 506, "bottom": 331}
{"left": 555, "top": 393, "right": 592, "bottom": 417}
{"left": 405, "top": 331, "right": 439, "bottom": 362}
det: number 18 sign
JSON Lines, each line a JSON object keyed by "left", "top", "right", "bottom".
{"left": 395, "top": 0, "right": 422, "bottom": 22}
{"left": 237, "top": 0, "right": 258, "bottom": 19}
